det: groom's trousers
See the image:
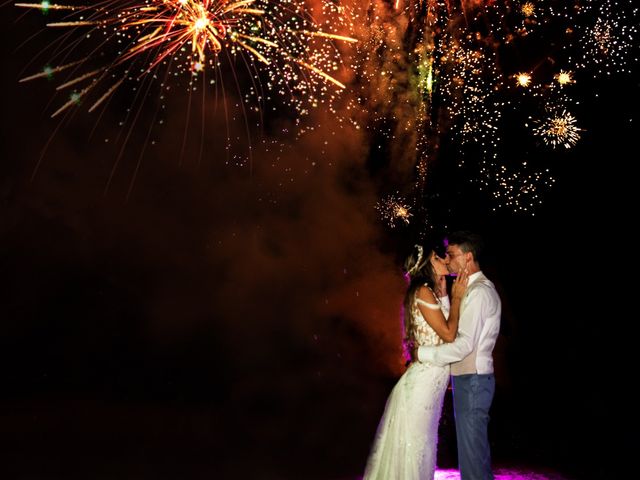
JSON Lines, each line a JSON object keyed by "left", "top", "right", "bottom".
{"left": 452, "top": 373, "right": 495, "bottom": 480}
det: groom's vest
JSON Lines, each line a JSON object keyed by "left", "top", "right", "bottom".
{"left": 451, "top": 347, "right": 477, "bottom": 375}
{"left": 450, "top": 277, "right": 491, "bottom": 376}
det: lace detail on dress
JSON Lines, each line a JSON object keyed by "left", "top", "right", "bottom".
{"left": 410, "top": 287, "right": 446, "bottom": 349}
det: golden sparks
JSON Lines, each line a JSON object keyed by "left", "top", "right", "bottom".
{"left": 533, "top": 110, "right": 582, "bottom": 149}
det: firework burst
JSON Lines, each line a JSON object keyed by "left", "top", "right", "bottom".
{"left": 554, "top": 70, "right": 575, "bottom": 86}
{"left": 533, "top": 109, "right": 582, "bottom": 149}
{"left": 16, "top": 0, "right": 357, "bottom": 119}
{"left": 375, "top": 194, "right": 413, "bottom": 228}
{"left": 572, "top": 0, "right": 637, "bottom": 75}
{"left": 520, "top": 2, "right": 535, "bottom": 18}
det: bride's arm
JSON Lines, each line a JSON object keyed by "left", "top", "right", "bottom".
{"left": 445, "top": 269, "right": 469, "bottom": 340}
{"left": 416, "top": 271, "right": 468, "bottom": 343}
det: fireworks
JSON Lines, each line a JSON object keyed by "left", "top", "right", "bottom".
{"left": 375, "top": 195, "right": 413, "bottom": 228}
{"left": 516, "top": 73, "right": 532, "bottom": 87}
{"left": 554, "top": 70, "right": 574, "bottom": 86}
{"left": 521, "top": 2, "right": 535, "bottom": 18}
{"left": 12, "top": 0, "right": 638, "bottom": 217}
{"left": 572, "top": 0, "right": 637, "bottom": 75}
{"left": 441, "top": 41, "right": 502, "bottom": 149}
{"left": 367, "top": 0, "right": 637, "bottom": 219}
{"left": 533, "top": 109, "right": 582, "bottom": 149}
{"left": 17, "top": 0, "right": 357, "bottom": 118}
{"left": 486, "top": 163, "right": 556, "bottom": 214}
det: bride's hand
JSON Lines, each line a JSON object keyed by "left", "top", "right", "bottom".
{"left": 452, "top": 269, "right": 469, "bottom": 300}
{"left": 436, "top": 275, "right": 447, "bottom": 298}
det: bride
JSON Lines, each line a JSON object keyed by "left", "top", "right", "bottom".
{"left": 363, "top": 243, "right": 468, "bottom": 479}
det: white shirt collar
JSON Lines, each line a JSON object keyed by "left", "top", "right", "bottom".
{"left": 466, "top": 270, "right": 484, "bottom": 285}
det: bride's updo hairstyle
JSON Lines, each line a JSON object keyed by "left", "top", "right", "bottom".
{"left": 402, "top": 240, "right": 443, "bottom": 355}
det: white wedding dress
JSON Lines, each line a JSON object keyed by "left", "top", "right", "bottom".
{"left": 363, "top": 288, "right": 450, "bottom": 480}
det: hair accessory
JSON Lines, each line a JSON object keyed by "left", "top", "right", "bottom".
{"left": 407, "top": 245, "right": 424, "bottom": 276}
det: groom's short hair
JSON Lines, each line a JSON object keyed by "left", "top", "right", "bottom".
{"left": 447, "top": 231, "right": 484, "bottom": 264}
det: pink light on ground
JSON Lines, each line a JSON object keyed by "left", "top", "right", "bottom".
{"left": 435, "top": 468, "right": 571, "bottom": 480}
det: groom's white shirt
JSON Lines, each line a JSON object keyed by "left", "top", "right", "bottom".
{"left": 418, "top": 271, "right": 501, "bottom": 375}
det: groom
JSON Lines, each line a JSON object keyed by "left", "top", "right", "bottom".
{"left": 416, "top": 231, "right": 501, "bottom": 480}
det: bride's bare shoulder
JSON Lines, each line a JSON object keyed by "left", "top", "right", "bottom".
{"left": 416, "top": 285, "right": 437, "bottom": 303}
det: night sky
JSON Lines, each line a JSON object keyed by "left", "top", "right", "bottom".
{"left": 1, "top": 2, "right": 636, "bottom": 479}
